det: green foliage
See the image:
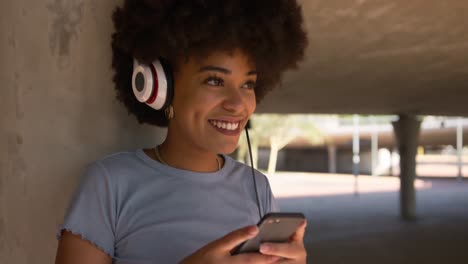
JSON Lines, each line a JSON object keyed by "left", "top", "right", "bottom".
{"left": 250, "top": 114, "right": 326, "bottom": 148}
{"left": 243, "top": 114, "right": 327, "bottom": 174}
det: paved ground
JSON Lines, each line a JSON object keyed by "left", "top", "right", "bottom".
{"left": 269, "top": 173, "right": 468, "bottom": 264}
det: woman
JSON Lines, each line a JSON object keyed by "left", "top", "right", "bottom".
{"left": 55, "top": 0, "right": 308, "bottom": 263}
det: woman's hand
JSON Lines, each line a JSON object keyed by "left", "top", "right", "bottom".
{"left": 258, "top": 220, "right": 308, "bottom": 264}
{"left": 179, "top": 225, "right": 280, "bottom": 264}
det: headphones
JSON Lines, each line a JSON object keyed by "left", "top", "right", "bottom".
{"left": 132, "top": 58, "right": 174, "bottom": 111}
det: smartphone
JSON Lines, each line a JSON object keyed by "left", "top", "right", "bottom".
{"left": 231, "top": 212, "right": 305, "bottom": 255}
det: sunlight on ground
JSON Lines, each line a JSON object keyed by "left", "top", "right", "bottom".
{"left": 267, "top": 172, "right": 432, "bottom": 198}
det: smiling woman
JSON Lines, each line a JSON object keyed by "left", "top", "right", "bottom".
{"left": 55, "top": 0, "right": 308, "bottom": 263}
{"left": 166, "top": 50, "right": 257, "bottom": 160}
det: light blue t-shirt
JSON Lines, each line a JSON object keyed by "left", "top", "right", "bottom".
{"left": 57, "top": 149, "right": 278, "bottom": 263}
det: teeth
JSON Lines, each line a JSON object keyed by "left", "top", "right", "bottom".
{"left": 209, "top": 120, "right": 240, "bottom": 131}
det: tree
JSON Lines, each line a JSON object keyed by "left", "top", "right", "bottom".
{"left": 247, "top": 114, "right": 325, "bottom": 175}
{"left": 237, "top": 128, "right": 259, "bottom": 168}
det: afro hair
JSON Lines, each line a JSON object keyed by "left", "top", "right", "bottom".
{"left": 111, "top": 0, "right": 308, "bottom": 126}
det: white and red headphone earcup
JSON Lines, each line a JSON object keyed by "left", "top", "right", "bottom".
{"left": 132, "top": 59, "right": 169, "bottom": 110}
{"left": 132, "top": 59, "right": 154, "bottom": 103}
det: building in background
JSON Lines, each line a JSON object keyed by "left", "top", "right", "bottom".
{"left": 248, "top": 115, "right": 467, "bottom": 177}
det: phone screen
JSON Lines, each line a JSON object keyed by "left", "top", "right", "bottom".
{"left": 231, "top": 212, "right": 305, "bottom": 255}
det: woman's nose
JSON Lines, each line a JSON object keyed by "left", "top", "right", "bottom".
{"left": 222, "top": 87, "right": 244, "bottom": 113}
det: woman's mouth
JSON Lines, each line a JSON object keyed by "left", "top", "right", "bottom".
{"left": 208, "top": 119, "right": 242, "bottom": 136}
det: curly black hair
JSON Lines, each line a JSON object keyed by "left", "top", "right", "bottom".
{"left": 111, "top": 0, "right": 308, "bottom": 127}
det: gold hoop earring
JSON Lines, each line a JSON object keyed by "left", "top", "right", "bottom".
{"left": 164, "top": 105, "right": 174, "bottom": 120}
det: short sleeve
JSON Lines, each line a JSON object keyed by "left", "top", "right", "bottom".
{"left": 57, "top": 161, "right": 116, "bottom": 257}
{"left": 265, "top": 179, "right": 280, "bottom": 213}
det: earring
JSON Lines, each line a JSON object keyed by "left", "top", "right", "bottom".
{"left": 164, "top": 105, "right": 174, "bottom": 120}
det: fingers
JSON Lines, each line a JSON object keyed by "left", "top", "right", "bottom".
{"left": 289, "top": 219, "right": 307, "bottom": 243}
{"left": 260, "top": 242, "right": 307, "bottom": 260}
{"left": 213, "top": 225, "right": 259, "bottom": 251}
{"left": 232, "top": 253, "right": 281, "bottom": 264}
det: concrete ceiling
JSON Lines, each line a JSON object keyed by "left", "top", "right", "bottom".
{"left": 257, "top": 0, "right": 468, "bottom": 116}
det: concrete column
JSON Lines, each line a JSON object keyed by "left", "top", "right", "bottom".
{"left": 457, "top": 118, "right": 463, "bottom": 181}
{"left": 392, "top": 114, "right": 421, "bottom": 221}
{"left": 371, "top": 117, "right": 379, "bottom": 176}
{"left": 353, "top": 115, "right": 360, "bottom": 196}
{"left": 389, "top": 149, "right": 394, "bottom": 176}
{"left": 327, "top": 145, "right": 337, "bottom": 173}
{"left": 352, "top": 115, "right": 360, "bottom": 175}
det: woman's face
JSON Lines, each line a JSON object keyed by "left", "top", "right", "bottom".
{"left": 169, "top": 49, "right": 257, "bottom": 154}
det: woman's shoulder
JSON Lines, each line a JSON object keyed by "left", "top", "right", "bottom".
{"left": 92, "top": 149, "right": 141, "bottom": 169}
{"left": 84, "top": 149, "right": 156, "bottom": 182}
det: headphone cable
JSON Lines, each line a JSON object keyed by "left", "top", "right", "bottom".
{"left": 245, "top": 127, "right": 263, "bottom": 220}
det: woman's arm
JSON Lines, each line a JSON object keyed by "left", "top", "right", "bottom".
{"left": 55, "top": 231, "right": 112, "bottom": 264}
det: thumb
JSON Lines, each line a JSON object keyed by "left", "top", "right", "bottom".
{"left": 212, "top": 225, "right": 258, "bottom": 252}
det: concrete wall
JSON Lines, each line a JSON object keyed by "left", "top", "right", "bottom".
{"left": 336, "top": 149, "right": 373, "bottom": 175}
{"left": 257, "top": 147, "right": 374, "bottom": 175}
{"left": 0, "top": 1, "right": 166, "bottom": 263}
{"left": 279, "top": 148, "right": 329, "bottom": 173}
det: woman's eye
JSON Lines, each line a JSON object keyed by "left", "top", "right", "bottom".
{"left": 243, "top": 81, "right": 257, "bottom": 90}
{"left": 205, "top": 77, "right": 224, "bottom": 86}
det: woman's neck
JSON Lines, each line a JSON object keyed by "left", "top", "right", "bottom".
{"left": 155, "top": 131, "right": 223, "bottom": 173}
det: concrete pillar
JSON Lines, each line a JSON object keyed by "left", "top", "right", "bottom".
{"left": 371, "top": 117, "right": 379, "bottom": 176}
{"left": 389, "top": 149, "right": 394, "bottom": 176}
{"left": 353, "top": 115, "right": 360, "bottom": 196}
{"left": 457, "top": 118, "right": 463, "bottom": 181}
{"left": 327, "top": 145, "right": 337, "bottom": 173}
{"left": 392, "top": 114, "right": 421, "bottom": 221}
{"left": 352, "top": 115, "right": 360, "bottom": 176}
